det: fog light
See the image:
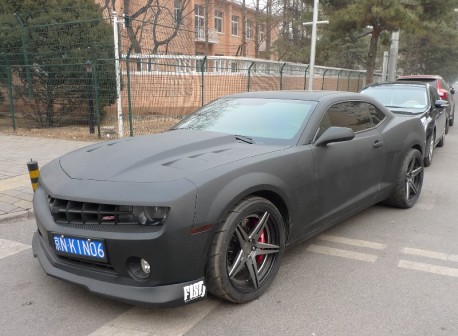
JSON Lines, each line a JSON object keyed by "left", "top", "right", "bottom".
{"left": 127, "top": 257, "right": 151, "bottom": 280}
{"left": 140, "top": 258, "right": 151, "bottom": 274}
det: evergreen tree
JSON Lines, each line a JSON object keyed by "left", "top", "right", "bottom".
{"left": 0, "top": 0, "right": 116, "bottom": 127}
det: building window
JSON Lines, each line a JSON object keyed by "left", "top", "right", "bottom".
{"left": 215, "top": 10, "right": 223, "bottom": 33}
{"left": 174, "top": 0, "right": 183, "bottom": 25}
{"left": 195, "top": 5, "right": 205, "bottom": 39}
{"left": 246, "top": 19, "right": 252, "bottom": 39}
{"left": 231, "top": 15, "right": 239, "bottom": 36}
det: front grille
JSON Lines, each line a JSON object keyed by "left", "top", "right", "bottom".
{"left": 48, "top": 196, "right": 138, "bottom": 225}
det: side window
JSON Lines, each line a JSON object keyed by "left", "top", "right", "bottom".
{"left": 366, "top": 103, "right": 386, "bottom": 126}
{"left": 316, "top": 101, "right": 373, "bottom": 138}
{"left": 430, "top": 86, "right": 439, "bottom": 102}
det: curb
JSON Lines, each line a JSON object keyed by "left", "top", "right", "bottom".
{"left": 0, "top": 210, "right": 33, "bottom": 223}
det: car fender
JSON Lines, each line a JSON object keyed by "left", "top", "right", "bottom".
{"left": 193, "top": 171, "right": 293, "bottom": 232}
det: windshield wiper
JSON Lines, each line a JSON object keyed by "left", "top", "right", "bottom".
{"left": 235, "top": 135, "right": 255, "bottom": 144}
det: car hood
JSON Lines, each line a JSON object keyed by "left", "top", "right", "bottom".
{"left": 59, "top": 130, "right": 284, "bottom": 183}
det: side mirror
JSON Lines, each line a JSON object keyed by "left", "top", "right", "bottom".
{"left": 451, "top": 88, "right": 455, "bottom": 95}
{"left": 315, "top": 126, "right": 355, "bottom": 146}
{"left": 435, "top": 99, "right": 449, "bottom": 108}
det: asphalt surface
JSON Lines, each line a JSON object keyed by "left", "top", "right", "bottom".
{"left": 0, "top": 133, "right": 92, "bottom": 221}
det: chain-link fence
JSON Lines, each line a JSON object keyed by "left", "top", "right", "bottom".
{"left": 0, "top": 9, "right": 380, "bottom": 140}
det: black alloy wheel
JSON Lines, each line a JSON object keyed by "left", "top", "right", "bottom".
{"left": 385, "top": 148, "right": 424, "bottom": 208}
{"left": 405, "top": 151, "right": 424, "bottom": 204}
{"left": 206, "top": 197, "right": 285, "bottom": 303}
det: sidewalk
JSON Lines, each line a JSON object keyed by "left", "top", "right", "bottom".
{"left": 0, "top": 133, "right": 92, "bottom": 222}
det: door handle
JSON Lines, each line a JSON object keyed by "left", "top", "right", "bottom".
{"left": 373, "top": 140, "right": 384, "bottom": 148}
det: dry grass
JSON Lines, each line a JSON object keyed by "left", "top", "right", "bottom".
{"left": 0, "top": 117, "right": 181, "bottom": 141}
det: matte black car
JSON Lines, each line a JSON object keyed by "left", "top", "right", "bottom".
{"left": 32, "top": 91, "right": 426, "bottom": 308}
{"left": 396, "top": 75, "right": 455, "bottom": 129}
{"left": 361, "top": 81, "right": 448, "bottom": 167}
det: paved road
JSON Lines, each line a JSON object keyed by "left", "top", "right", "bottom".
{"left": 1, "top": 129, "right": 458, "bottom": 335}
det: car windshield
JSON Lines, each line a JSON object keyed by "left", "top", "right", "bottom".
{"left": 362, "top": 86, "right": 428, "bottom": 114}
{"left": 174, "top": 97, "right": 316, "bottom": 145}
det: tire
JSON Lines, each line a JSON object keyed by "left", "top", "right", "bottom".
{"left": 206, "top": 196, "right": 286, "bottom": 303}
{"left": 450, "top": 111, "right": 455, "bottom": 126}
{"left": 423, "top": 134, "right": 434, "bottom": 167}
{"left": 445, "top": 117, "right": 450, "bottom": 134}
{"left": 385, "top": 148, "right": 424, "bottom": 209}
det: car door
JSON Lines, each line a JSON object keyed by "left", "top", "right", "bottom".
{"left": 311, "top": 101, "right": 388, "bottom": 228}
{"left": 429, "top": 86, "right": 447, "bottom": 138}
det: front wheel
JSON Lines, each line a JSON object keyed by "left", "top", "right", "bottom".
{"left": 385, "top": 148, "right": 424, "bottom": 208}
{"left": 206, "top": 197, "right": 286, "bottom": 303}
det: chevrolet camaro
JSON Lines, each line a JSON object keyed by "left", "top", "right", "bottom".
{"left": 32, "top": 91, "right": 426, "bottom": 307}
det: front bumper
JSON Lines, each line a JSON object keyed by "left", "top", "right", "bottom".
{"left": 32, "top": 232, "right": 206, "bottom": 308}
{"left": 32, "top": 174, "right": 212, "bottom": 307}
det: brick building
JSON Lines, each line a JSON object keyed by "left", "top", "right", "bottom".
{"left": 97, "top": 0, "right": 278, "bottom": 59}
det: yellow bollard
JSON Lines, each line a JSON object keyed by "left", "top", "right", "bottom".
{"left": 27, "top": 159, "right": 40, "bottom": 192}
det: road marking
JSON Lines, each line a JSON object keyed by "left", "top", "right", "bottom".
{"left": 398, "top": 260, "right": 458, "bottom": 278}
{"left": 318, "top": 234, "right": 387, "bottom": 250}
{"left": 0, "top": 239, "right": 31, "bottom": 260}
{"left": 306, "top": 244, "right": 378, "bottom": 263}
{"left": 402, "top": 247, "right": 458, "bottom": 263}
{"left": 89, "top": 299, "right": 220, "bottom": 336}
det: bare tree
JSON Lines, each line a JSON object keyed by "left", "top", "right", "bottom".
{"left": 101, "top": 0, "right": 193, "bottom": 55}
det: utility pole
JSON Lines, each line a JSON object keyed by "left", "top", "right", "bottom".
{"left": 387, "top": 31, "right": 399, "bottom": 81}
{"left": 303, "top": 0, "right": 328, "bottom": 91}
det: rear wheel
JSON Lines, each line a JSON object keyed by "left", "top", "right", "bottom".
{"left": 206, "top": 197, "right": 285, "bottom": 303}
{"left": 450, "top": 110, "right": 455, "bottom": 126}
{"left": 385, "top": 149, "right": 424, "bottom": 208}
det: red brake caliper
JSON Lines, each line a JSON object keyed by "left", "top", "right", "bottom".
{"left": 256, "top": 230, "right": 266, "bottom": 264}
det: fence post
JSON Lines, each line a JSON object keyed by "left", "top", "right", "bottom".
{"left": 200, "top": 56, "right": 207, "bottom": 106}
{"left": 2, "top": 53, "right": 16, "bottom": 130}
{"left": 280, "top": 63, "right": 287, "bottom": 90}
{"left": 303, "top": 65, "right": 310, "bottom": 90}
{"left": 347, "top": 72, "right": 352, "bottom": 91}
{"left": 126, "top": 51, "right": 134, "bottom": 137}
{"left": 336, "top": 69, "right": 343, "bottom": 91}
{"left": 14, "top": 13, "right": 32, "bottom": 98}
{"left": 247, "top": 62, "right": 255, "bottom": 92}
{"left": 91, "top": 61, "right": 101, "bottom": 139}
{"left": 112, "top": 11, "right": 124, "bottom": 138}
{"left": 321, "top": 69, "right": 329, "bottom": 90}
{"left": 357, "top": 72, "right": 363, "bottom": 91}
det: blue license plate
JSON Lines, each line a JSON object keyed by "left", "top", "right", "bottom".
{"left": 52, "top": 234, "right": 107, "bottom": 262}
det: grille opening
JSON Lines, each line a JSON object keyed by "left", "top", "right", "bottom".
{"left": 48, "top": 196, "right": 137, "bottom": 225}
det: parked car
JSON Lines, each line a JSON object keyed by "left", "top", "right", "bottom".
{"left": 361, "top": 82, "right": 448, "bottom": 167}
{"left": 396, "top": 75, "right": 455, "bottom": 129}
{"left": 32, "top": 91, "right": 426, "bottom": 308}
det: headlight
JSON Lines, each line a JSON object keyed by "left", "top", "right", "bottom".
{"left": 133, "top": 206, "right": 169, "bottom": 225}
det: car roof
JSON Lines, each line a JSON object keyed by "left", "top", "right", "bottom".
{"left": 224, "top": 90, "right": 365, "bottom": 102}
{"left": 397, "top": 75, "right": 442, "bottom": 80}
{"left": 362, "top": 81, "right": 430, "bottom": 90}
